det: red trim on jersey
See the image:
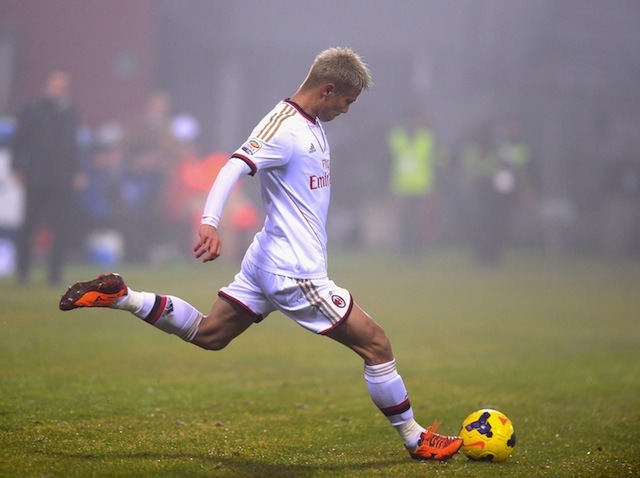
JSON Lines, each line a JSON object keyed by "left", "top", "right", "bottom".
{"left": 284, "top": 98, "right": 316, "bottom": 124}
{"left": 231, "top": 153, "right": 257, "bottom": 176}
{"left": 319, "top": 292, "right": 354, "bottom": 335}
{"left": 218, "top": 290, "right": 264, "bottom": 323}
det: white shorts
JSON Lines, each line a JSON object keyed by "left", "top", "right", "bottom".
{"left": 219, "top": 259, "right": 353, "bottom": 334}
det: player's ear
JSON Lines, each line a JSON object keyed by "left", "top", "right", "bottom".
{"left": 321, "top": 83, "right": 336, "bottom": 97}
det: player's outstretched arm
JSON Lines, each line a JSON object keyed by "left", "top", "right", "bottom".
{"left": 197, "top": 157, "right": 252, "bottom": 262}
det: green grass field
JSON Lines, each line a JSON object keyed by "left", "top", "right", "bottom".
{"left": 1, "top": 251, "right": 639, "bottom": 477}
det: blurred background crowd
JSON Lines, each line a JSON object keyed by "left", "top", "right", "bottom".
{"left": 0, "top": 0, "right": 639, "bottom": 284}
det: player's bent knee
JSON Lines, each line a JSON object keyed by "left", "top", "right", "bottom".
{"left": 191, "top": 309, "right": 247, "bottom": 351}
{"left": 204, "top": 340, "right": 230, "bottom": 351}
{"left": 191, "top": 326, "right": 234, "bottom": 351}
{"left": 193, "top": 335, "right": 231, "bottom": 351}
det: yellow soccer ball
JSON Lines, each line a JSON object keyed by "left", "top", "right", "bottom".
{"left": 459, "top": 408, "right": 516, "bottom": 462}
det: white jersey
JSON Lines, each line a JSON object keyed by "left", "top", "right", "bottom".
{"left": 233, "top": 99, "right": 331, "bottom": 279}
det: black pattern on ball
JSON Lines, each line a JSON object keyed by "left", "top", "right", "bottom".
{"left": 465, "top": 411, "right": 493, "bottom": 438}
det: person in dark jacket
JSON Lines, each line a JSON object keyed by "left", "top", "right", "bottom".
{"left": 12, "top": 70, "right": 86, "bottom": 284}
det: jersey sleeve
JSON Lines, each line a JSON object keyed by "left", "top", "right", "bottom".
{"left": 201, "top": 157, "right": 251, "bottom": 228}
{"left": 231, "top": 103, "right": 295, "bottom": 173}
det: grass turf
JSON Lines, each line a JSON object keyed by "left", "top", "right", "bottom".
{"left": 1, "top": 251, "right": 639, "bottom": 477}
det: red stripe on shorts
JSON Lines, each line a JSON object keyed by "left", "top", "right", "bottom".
{"left": 218, "top": 291, "right": 264, "bottom": 323}
{"left": 319, "top": 293, "right": 353, "bottom": 335}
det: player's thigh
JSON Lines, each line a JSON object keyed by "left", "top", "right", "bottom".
{"left": 325, "top": 303, "right": 393, "bottom": 365}
{"left": 193, "top": 297, "right": 256, "bottom": 350}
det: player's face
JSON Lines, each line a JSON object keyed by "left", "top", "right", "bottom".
{"left": 318, "top": 88, "right": 361, "bottom": 122}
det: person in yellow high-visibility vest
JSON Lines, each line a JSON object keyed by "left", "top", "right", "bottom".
{"left": 388, "top": 114, "right": 441, "bottom": 254}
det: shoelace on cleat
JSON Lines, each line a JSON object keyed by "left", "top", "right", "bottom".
{"left": 424, "top": 431, "right": 454, "bottom": 448}
{"left": 421, "top": 421, "right": 457, "bottom": 449}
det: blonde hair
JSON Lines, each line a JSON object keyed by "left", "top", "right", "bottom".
{"left": 301, "top": 47, "right": 373, "bottom": 93}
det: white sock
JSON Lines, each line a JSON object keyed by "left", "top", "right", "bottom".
{"left": 396, "top": 419, "right": 425, "bottom": 450}
{"left": 113, "top": 289, "right": 203, "bottom": 342}
{"left": 112, "top": 288, "right": 149, "bottom": 314}
{"left": 364, "top": 359, "right": 425, "bottom": 449}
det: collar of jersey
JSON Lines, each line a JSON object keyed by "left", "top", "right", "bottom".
{"left": 284, "top": 98, "right": 317, "bottom": 124}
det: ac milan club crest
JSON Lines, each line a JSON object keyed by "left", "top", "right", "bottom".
{"left": 331, "top": 295, "right": 346, "bottom": 308}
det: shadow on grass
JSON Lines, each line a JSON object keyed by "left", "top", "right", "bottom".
{"left": 30, "top": 449, "right": 412, "bottom": 476}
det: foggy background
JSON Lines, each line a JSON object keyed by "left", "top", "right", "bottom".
{"left": 1, "top": 0, "right": 639, "bottom": 270}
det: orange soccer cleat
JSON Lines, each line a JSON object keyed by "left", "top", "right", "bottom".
{"left": 408, "top": 421, "right": 463, "bottom": 461}
{"left": 59, "top": 273, "right": 127, "bottom": 311}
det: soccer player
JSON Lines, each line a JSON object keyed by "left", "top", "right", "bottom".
{"left": 59, "top": 47, "right": 462, "bottom": 461}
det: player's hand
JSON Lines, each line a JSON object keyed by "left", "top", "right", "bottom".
{"left": 194, "top": 224, "right": 222, "bottom": 262}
